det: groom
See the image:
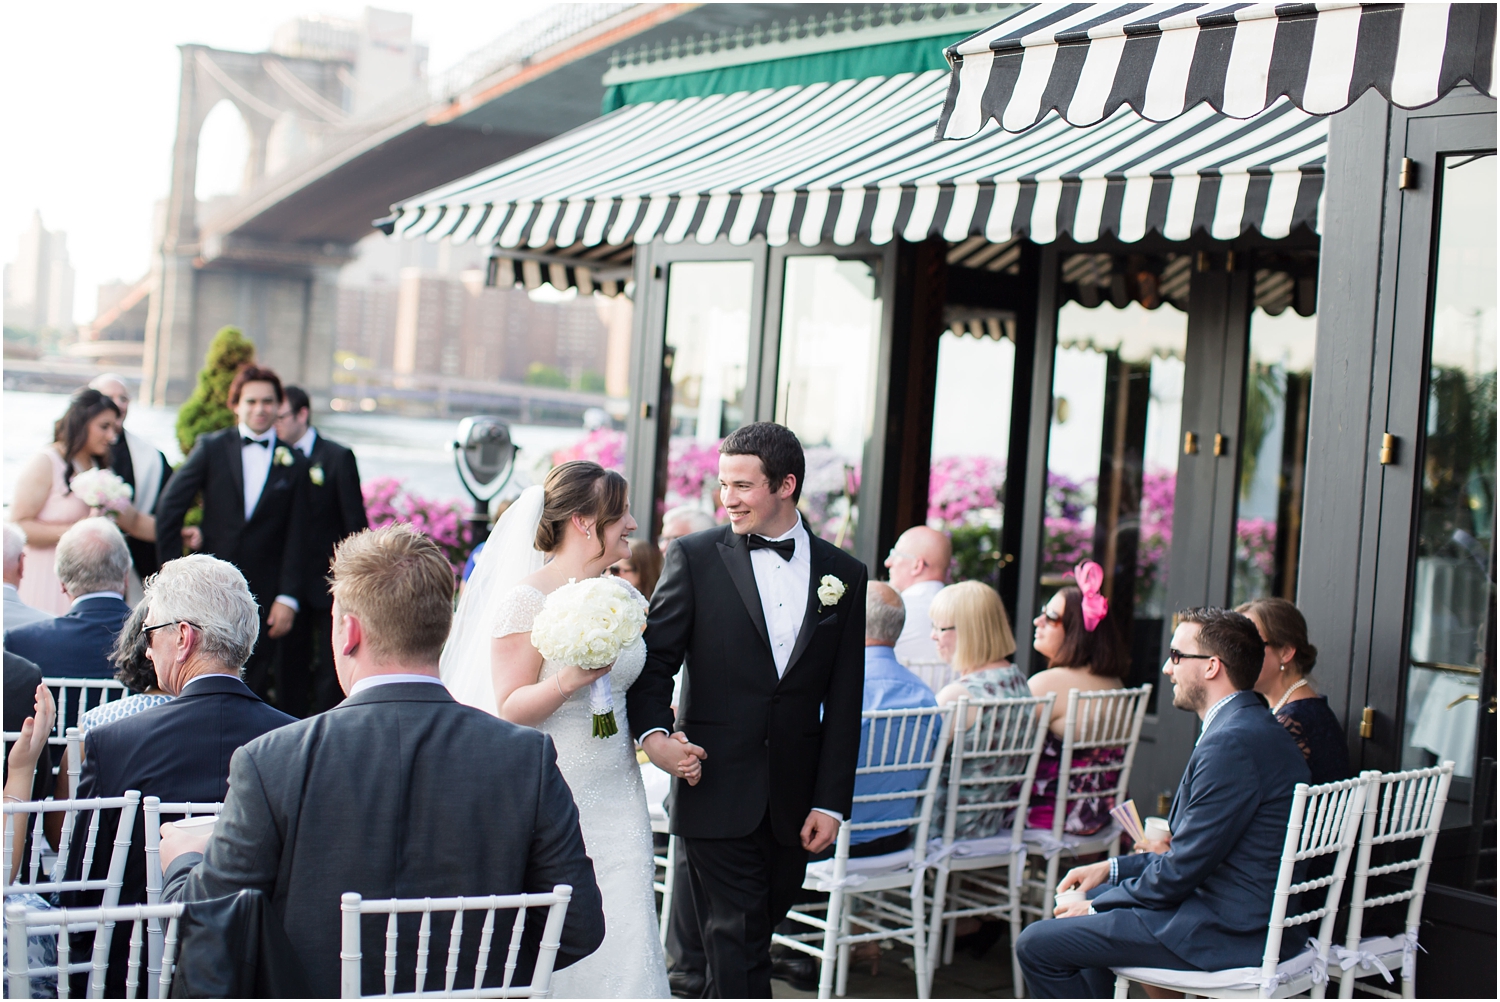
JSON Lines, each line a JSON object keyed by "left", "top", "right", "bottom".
{"left": 631, "top": 422, "right": 867, "bottom": 998}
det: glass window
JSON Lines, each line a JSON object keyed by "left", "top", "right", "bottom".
{"left": 1232, "top": 308, "right": 1316, "bottom": 604}
{"left": 929, "top": 331, "right": 1014, "bottom": 584}
{"left": 774, "top": 255, "right": 883, "bottom": 548}
{"left": 1401, "top": 153, "right": 1497, "bottom": 780}
{"left": 1044, "top": 301, "right": 1188, "bottom": 688}
{"left": 658, "top": 261, "right": 754, "bottom": 516}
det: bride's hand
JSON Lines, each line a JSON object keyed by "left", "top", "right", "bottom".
{"left": 557, "top": 662, "right": 613, "bottom": 696}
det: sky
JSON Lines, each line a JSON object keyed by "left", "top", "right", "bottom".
{"left": 0, "top": 1, "right": 536, "bottom": 325}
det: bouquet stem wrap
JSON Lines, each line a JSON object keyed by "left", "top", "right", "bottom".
{"left": 530, "top": 577, "right": 647, "bottom": 740}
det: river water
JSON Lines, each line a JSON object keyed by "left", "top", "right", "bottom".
{"left": 3, "top": 391, "right": 591, "bottom": 509}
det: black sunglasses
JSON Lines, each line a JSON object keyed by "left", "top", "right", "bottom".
{"left": 142, "top": 620, "right": 199, "bottom": 637}
{"left": 1167, "top": 648, "right": 1214, "bottom": 665}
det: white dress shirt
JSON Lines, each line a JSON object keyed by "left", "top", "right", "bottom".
{"left": 893, "top": 579, "right": 945, "bottom": 666}
{"left": 292, "top": 427, "right": 317, "bottom": 459}
{"left": 349, "top": 673, "right": 446, "bottom": 696}
{"left": 750, "top": 514, "right": 812, "bottom": 678}
{"left": 238, "top": 423, "right": 276, "bottom": 521}
{"left": 70, "top": 591, "right": 125, "bottom": 608}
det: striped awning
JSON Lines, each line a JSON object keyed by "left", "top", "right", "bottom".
{"left": 939, "top": 3, "right": 1497, "bottom": 139}
{"left": 385, "top": 69, "right": 1326, "bottom": 281}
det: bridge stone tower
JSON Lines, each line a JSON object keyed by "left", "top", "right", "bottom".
{"left": 143, "top": 44, "right": 354, "bottom": 405}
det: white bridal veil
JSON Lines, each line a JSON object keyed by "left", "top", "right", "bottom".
{"left": 439, "top": 484, "right": 547, "bottom": 714}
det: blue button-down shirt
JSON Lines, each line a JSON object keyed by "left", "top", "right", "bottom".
{"left": 852, "top": 645, "right": 939, "bottom": 844}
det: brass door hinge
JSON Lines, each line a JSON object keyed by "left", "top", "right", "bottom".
{"left": 639, "top": 402, "right": 654, "bottom": 419}
{"left": 1213, "top": 433, "right": 1227, "bottom": 456}
{"left": 1359, "top": 706, "right": 1375, "bottom": 739}
{"left": 1379, "top": 433, "right": 1397, "bottom": 465}
{"left": 1399, "top": 157, "right": 1417, "bottom": 190}
{"left": 1184, "top": 431, "right": 1199, "bottom": 455}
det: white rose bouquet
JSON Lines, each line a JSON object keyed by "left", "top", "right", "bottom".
{"left": 530, "top": 576, "right": 648, "bottom": 738}
{"left": 70, "top": 468, "right": 133, "bottom": 513}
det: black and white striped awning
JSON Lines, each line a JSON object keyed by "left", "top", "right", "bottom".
{"left": 385, "top": 70, "right": 1326, "bottom": 289}
{"left": 939, "top": 2, "right": 1496, "bottom": 139}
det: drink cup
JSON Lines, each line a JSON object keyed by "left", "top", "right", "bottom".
{"left": 168, "top": 815, "right": 218, "bottom": 838}
{"left": 1144, "top": 816, "right": 1171, "bottom": 841}
{"left": 1054, "top": 889, "right": 1087, "bottom": 912}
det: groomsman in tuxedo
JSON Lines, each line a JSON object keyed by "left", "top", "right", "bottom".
{"left": 275, "top": 385, "right": 367, "bottom": 715}
{"left": 156, "top": 365, "right": 309, "bottom": 702}
{"left": 90, "top": 374, "right": 171, "bottom": 582}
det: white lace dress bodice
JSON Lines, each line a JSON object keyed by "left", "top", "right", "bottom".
{"left": 492, "top": 583, "right": 669, "bottom": 999}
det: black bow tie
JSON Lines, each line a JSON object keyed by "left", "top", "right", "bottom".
{"left": 242, "top": 436, "right": 271, "bottom": 448}
{"left": 748, "top": 535, "right": 796, "bottom": 561}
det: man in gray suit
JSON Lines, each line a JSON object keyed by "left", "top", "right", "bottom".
{"left": 161, "top": 525, "right": 604, "bottom": 997}
{"left": 3, "top": 523, "right": 52, "bottom": 630}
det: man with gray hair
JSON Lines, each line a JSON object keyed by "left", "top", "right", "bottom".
{"left": 3, "top": 522, "right": 52, "bottom": 630}
{"left": 66, "top": 553, "right": 294, "bottom": 994}
{"left": 658, "top": 505, "right": 717, "bottom": 553}
{"left": 5, "top": 517, "right": 132, "bottom": 678}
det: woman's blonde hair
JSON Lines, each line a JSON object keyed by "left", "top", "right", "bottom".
{"left": 930, "top": 580, "right": 1017, "bottom": 672}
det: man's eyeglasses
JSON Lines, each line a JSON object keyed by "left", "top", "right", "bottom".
{"left": 886, "top": 548, "right": 914, "bottom": 562}
{"left": 1167, "top": 648, "right": 1214, "bottom": 665}
{"left": 142, "top": 620, "right": 198, "bottom": 637}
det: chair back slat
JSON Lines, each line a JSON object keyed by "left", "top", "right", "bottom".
{"left": 944, "top": 694, "right": 1054, "bottom": 844}
{"left": 43, "top": 679, "right": 129, "bottom": 747}
{"left": 338, "top": 887, "right": 573, "bottom": 998}
{"left": 1046, "top": 685, "right": 1151, "bottom": 839}
{"left": 849, "top": 705, "right": 953, "bottom": 840}
{"left": 3, "top": 794, "right": 140, "bottom": 901}
{"left": 5, "top": 900, "right": 181, "bottom": 1000}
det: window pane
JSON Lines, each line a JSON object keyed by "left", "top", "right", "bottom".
{"left": 929, "top": 331, "right": 1013, "bottom": 584}
{"left": 1232, "top": 308, "right": 1315, "bottom": 605}
{"left": 1045, "top": 301, "right": 1188, "bottom": 691}
{"left": 660, "top": 261, "right": 753, "bottom": 516}
{"left": 774, "top": 256, "right": 883, "bottom": 548}
{"left": 1402, "top": 154, "right": 1498, "bottom": 780}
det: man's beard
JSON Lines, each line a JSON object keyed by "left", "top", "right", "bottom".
{"left": 1172, "top": 677, "right": 1207, "bottom": 713}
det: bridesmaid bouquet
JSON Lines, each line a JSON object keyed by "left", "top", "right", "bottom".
{"left": 531, "top": 577, "right": 648, "bottom": 738}
{"left": 70, "top": 469, "right": 133, "bottom": 513}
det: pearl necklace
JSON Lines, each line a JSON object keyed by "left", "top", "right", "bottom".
{"left": 1272, "top": 678, "right": 1309, "bottom": 713}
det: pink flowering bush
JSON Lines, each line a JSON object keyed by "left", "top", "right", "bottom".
{"left": 666, "top": 438, "right": 723, "bottom": 514}
{"left": 363, "top": 476, "right": 475, "bottom": 579}
{"left": 552, "top": 428, "right": 626, "bottom": 472}
{"left": 1042, "top": 473, "right": 1095, "bottom": 577}
{"left": 1234, "top": 517, "right": 1278, "bottom": 601}
{"left": 928, "top": 456, "right": 1006, "bottom": 524}
{"left": 1136, "top": 468, "right": 1176, "bottom": 606}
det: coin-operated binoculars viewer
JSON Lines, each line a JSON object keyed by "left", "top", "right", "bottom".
{"left": 452, "top": 417, "right": 516, "bottom": 534}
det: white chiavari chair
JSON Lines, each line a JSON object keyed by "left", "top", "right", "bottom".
{"left": 1112, "top": 774, "right": 1370, "bottom": 999}
{"left": 338, "top": 886, "right": 573, "bottom": 998}
{"left": 925, "top": 693, "right": 1054, "bottom": 998}
{"left": 6, "top": 900, "right": 184, "bottom": 1000}
{"left": 773, "top": 704, "right": 954, "bottom": 999}
{"left": 140, "top": 797, "right": 223, "bottom": 994}
{"left": 1331, "top": 763, "right": 1454, "bottom": 999}
{"left": 640, "top": 757, "right": 675, "bottom": 950}
{"left": 1021, "top": 685, "right": 1151, "bottom": 923}
{"left": 44, "top": 678, "right": 128, "bottom": 748}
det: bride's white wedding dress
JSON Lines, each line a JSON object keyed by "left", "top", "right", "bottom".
{"left": 439, "top": 485, "right": 669, "bottom": 1000}
{"left": 490, "top": 584, "right": 670, "bottom": 999}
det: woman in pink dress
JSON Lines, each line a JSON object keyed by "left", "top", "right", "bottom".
{"left": 9, "top": 389, "right": 154, "bottom": 614}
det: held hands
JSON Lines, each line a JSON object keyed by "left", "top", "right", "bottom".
{"left": 642, "top": 730, "right": 706, "bottom": 786}
{"left": 800, "top": 811, "right": 840, "bottom": 853}
{"left": 266, "top": 600, "right": 296, "bottom": 639}
{"left": 158, "top": 821, "right": 212, "bottom": 870}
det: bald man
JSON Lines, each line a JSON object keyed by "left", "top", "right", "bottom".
{"left": 91, "top": 374, "right": 171, "bottom": 581}
{"left": 883, "top": 526, "right": 951, "bottom": 667}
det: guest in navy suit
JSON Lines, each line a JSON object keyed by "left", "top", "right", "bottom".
{"left": 4, "top": 517, "right": 132, "bottom": 680}
{"left": 67, "top": 553, "right": 294, "bottom": 995}
{"left": 1015, "top": 607, "right": 1310, "bottom": 999}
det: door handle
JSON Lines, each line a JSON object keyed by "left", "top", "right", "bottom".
{"left": 1359, "top": 706, "right": 1375, "bottom": 739}
{"left": 1446, "top": 693, "right": 1478, "bottom": 710}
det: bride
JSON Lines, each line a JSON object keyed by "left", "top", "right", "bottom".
{"left": 441, "top": 461, "right": 674, "bottom": 999}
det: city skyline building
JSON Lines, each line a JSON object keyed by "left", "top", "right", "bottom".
{"left": 3, "top": 210, "right": 76, "bottom": 333}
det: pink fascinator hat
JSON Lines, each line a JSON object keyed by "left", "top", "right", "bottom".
{"left": 1071, "top": 561, "right": 1109, "bottom": 632}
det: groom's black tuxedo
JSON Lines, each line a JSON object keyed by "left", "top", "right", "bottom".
{"left": 630, "top": 524, "right": 867, "bottom": 845}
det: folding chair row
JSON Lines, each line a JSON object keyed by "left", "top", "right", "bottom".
{"left": 43, "top": 678, "right": 129, "bottom": 748}
{"left": 2, "top": 726, "right": 82, "bottom": 797}
{"left": 1112, "top": 762, "right": 1454, "bottom": 1000}
{"left": 5, "top": 900, "right": 184, "bottom": 1000}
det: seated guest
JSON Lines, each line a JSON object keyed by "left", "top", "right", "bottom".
{"left": 160, "top": 526, "right": 605, "bottom": 997}
{"left": 1027, "top": 562, "right": 1128, "bottom": 835}
{"left": 884, "top": 525, "right": 951, "bottom": 671}
{"left": 1015, "top": 607, "right": 1309, "bottom": 999}
{"left": 850, "top": 582, "right": 938, "bottom": 857}
{"left": 932, "top": 581, "right": 1028, "bottom": 840}
{"left": 609, "top": 538, "right": 663, "bottom": 600}
{"left": 67, "top": 554, "right": 295, "bottom": 994}
{"left": 4, "top": 523, "right": 52, "bottom": 630}
{"left": 658, "top": 506, "right": 715, "bottom": 553}
{"left": 1237, "top": 598, "right": 1352, "bottom": 785}
{"left": 4, "top": 518, "right": 132, "bottom": 679}
{"left": 78, "top": 600, "right": 171, "bottom": 740}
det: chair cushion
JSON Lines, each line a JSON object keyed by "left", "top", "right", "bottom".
{"left": 1114, "top": 946, "right": 1326, "bottom": 997}
{"left": 803, "top": 849, "right": 916, "bottom": 891}
{"left": 927, "top": 833, "right": 1023, "bottom": 869}
{"left": 1023, "top": 821, "right": 1122, "bottom": 859}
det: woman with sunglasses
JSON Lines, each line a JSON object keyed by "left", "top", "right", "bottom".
{"left": 1026, "top": 562, "right": 1128, "bottom": 835}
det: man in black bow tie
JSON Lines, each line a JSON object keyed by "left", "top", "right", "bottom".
{"left": 630, "top": 422, "right": 867, "bottom": 998}
{"left": 156, "top": 365, "right": 309, "bottom": 703}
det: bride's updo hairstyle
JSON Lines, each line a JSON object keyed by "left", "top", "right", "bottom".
{"left": 536, "top": 460, "right": 629, "bottom": 558}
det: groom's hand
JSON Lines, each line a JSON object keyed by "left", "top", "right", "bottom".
{"left": 801, "top": 811, "right": 840, "bottom": 853}
{"left": 642, "top": 731, "right": 706, "bottom": 785}
{"left": 266, "top": 600, "right": 296, "bottom": 638}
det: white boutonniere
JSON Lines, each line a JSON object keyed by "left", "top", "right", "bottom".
{"left": 273, "top": 445, "right": 294, "bottom": 467}
{"left": 309, "top": 463, "right": 324, "bottom": 486}
{"left": 817, "top": 574, "right": 846, "bottom": 608}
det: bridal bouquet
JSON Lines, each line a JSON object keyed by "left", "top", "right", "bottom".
{"left": 531, "top": 577, "right": 648, "bottom": 738}
{"left": 70, "top": 468, "right": 133, "bottom": 512}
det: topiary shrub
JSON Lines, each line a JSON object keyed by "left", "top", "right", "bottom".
{"left": 176, "top": 326, "right": 255, "bottom": 455}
